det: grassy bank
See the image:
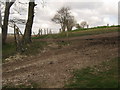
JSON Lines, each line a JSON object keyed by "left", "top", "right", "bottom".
{"left": 2, "top": 43, "right": 16, "bottom": 60}
{"left": 2, "top": 41, "right": 47, "bottom": 62}
{"left": 32, "top": 27, "right": 119, "bottom": 39}
{"left": 65, "top": 57, "right": 119, "bottom": 88}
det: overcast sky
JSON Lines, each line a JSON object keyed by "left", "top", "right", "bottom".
{"left": 0, "top": 0, "right": 119, "bottom": 34}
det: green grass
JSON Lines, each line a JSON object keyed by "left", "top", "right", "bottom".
{"left": 75, "top": 25, "right": 120, "bottom": 30}
{"left": 32, "top": 26, "right": 119, "bottom": 39}
{"left": 22, "top": 41, "right": 47, "bottom": 55}
{"left": 2, "top": 43, "right": 16, "bottom": 61}
{"left": 91, "top": 25, "right": 120, "bottom": 29}
{"left": 2, "top": 41, "right": 47, "bottom": 62}
{"left": 65, "top": 57, "right": 119, "bottom": 88}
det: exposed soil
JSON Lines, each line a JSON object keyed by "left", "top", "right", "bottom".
{"left": 2, "top": 32, "right": 119, "bottom": 88}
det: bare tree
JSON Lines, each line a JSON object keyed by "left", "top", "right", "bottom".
{"left": 22, "top": 0, "right": 36, "bottom": 44}
{"left": 2, "top": 0, "right": 16, "bottom": 44}
{"left": 40, "top": 29, "right": 42, "bottom": 35}
{"left": 87, "top": 24, "right": 89, "bottom": 28}
{"left": 75, "top": 23, "right": 82, "bottom": 29}
{"left": 52, "top": 7, "right": 72, "bottom": 32}
{"left": 80, "top": 21, "right": 87, "bottom": 28}
{"left": 66, "top": 16, "right": 76, "bottom": 31}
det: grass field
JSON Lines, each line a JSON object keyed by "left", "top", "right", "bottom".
{"left": 32, "top": 26, "right": 119, "bottom": 39}
{"left": 65, "top": 57, "right": 119, "bottom": 88}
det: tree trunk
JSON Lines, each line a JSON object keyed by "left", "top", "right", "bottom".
{"left": 22, "top": 0, "right": 36, "bottom": 44}
{"left": 67, "top": 26, "right": 69, "bottom": 31}
{"left": 14, "top": 24, "right": 23, "bottom": 53}
{"left": 69, "top": 26, "right": 73, "bottom": 31}
{"left": 62, "top": 24, "right": 66, "bottom": 32}
{"left": 0, "top": 5, "right": 2, "bottom": 28}
{"left": 2, "top": 1, "right": 15, "bottom": 45}
{"left": 67, "top": 25, "right": 73, "bottom": 31}
{"left": 2, "top": 2, "right": 10, "bottom": 45}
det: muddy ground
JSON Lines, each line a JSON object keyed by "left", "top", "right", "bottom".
{"left": 2, "top": 32, "right": 119, "bottom": 88}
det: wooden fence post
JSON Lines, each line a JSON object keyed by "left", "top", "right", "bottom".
{"left": 14, "top": 24, "right": 23, "bottom": 53}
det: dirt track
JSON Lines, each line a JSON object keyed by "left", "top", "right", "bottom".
{"left": 2, "top": 32, "right": 119, "bottom": 88}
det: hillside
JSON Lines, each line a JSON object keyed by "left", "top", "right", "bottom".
{"left": 2, "top": 27, "right": 119, "bottom": 88}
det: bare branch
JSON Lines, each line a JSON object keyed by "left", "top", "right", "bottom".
{"left": 41, "top": 0, "right": 47, "bottom": 8}
{"left": 9, "top": 0, "right": 16, "bottom": 7}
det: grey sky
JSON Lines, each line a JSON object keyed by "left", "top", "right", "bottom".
{"left": 0, "top": 0, "right": 119, "bottom": 34}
